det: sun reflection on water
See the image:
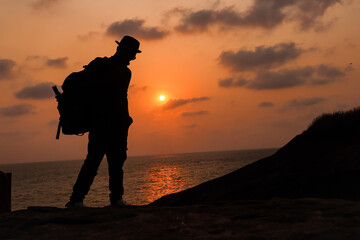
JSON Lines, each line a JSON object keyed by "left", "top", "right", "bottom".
{"left": 142, "top": 165, "right": 185, "bottom": 203}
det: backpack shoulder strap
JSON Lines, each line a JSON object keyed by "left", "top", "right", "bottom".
{"left": 83, "top": 57, "right": 110, "bottom": 70}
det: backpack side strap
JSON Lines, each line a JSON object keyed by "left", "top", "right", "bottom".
{"left": 56, "top": 120, "right": 61, "bottom": 140}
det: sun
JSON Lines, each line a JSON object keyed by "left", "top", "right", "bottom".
{"left": 159, "top": 95, "right": 166, "bottom": 101}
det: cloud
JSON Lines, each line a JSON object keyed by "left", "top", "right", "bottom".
{"left": 174, "top": 8, "right": 225, "bottom": 33}
{"left": 182, "top": 110, "right": 209, "bottom": 117}
{"left": 345, "top": 63, "right": 353, "bottom": 72}
{"left": 15, "top": 82, "right": 55, "bottom": 100}
{"left": 291, "top": 0, "right": 341, "bottom": 31}
{"left": 174, "top": 0, "right": 341, "bottom": 33}
{"left": 219, "top": 42, "right": 306, "bottom": 72}
{"left": 246, "top": 0, "right": 341, "bottom": 31}
{"left": 259, "top": 102, "right": 274, "bottom": 107}
{"left": 182, "top": 124, "right": 198, "bottom": 129}
{"left": 0, "top": 104, "right": 35, "bottom": 117}
{"left": 249, "top": 67, "right": 313, "bottom": 89}
{"left": 0, "top": 131, "right": 40, "bottom": 138}
{"left": 0, "top": 59, "right": 16, "bottom": 80}
{"left": 174, "top": 6, "right": 282, "bottom": 33}
{"left": 106, "top": 19, "right": 168, "bottom": 40}
{"left": 31, "top": 0, "right": 61, "bottom": 10}
{"left": 219, "top": 65, "right": 346, "bottom": 90}
{"left": 163, "top": 97, "right": 210, "bottom": 110}
{"left": 316, "top": 64, "right": 346, "bottom": 79}
{"left": 283, "top": 97, "right": 326, "bottom": 110}
{"left": 25, "top": 55, "right": 41, "bottom": 62}
{"left": 129, "top": 84, "right": 148, "bottom": 93}
{"left": 48, "top": 120, "right": 58, "bottom": 126}
{"left": 218, "top": 78, "right": 248, "bottom": 87}
{"left": 78, "top": 31, "right": 99, "bottom": 41}
{"left": 26, "top": 56, "right": 68, "bottom": 69}
{"left": 46, "top": 57, "right": 68, "bottom": 68}
{"left": 0, "top": 131, "right": 21, "bottom": 137}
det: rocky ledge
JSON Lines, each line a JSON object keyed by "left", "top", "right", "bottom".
{"left": 1, "top": 199, "right": 360, "bottom": 240}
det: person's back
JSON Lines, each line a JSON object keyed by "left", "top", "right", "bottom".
{"left": 66, "top": 36, "right": 141, "bottom": 208}
{"left": 88, "top": 56, "right": 133, "bottom": 131}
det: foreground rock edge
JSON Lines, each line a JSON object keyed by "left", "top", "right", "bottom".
{"left": 1, "top": 198, "right": 360, "bottom": 240}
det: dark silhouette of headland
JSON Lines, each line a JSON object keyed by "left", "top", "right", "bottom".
{"left": 152, "top": 107, "right": 360, "bottom": 206}
{"left": 2, "top": 107, "right": 360, "bottom": 239}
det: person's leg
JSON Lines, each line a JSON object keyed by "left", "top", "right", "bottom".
{"left": 106, "top": 150, "right": 127, "bottom": 204}
{"left": 69, "top": 131, "right": 105, "bottom": 203}
{"left": 106, "top": 126, "right": 129, "bottom": 204}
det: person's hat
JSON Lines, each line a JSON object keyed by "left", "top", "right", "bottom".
{"left": 115, "top": 36, "right": 142, "bottom": 53}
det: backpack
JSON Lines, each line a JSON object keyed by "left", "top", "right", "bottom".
{"left": 53, "top": 57, "right": 109, "bottom": 139}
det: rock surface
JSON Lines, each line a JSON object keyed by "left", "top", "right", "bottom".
{"left": 1, "top": 199, "right": 360, "bottom": 240}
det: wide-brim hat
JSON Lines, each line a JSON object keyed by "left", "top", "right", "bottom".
{"left": 115, "top": 36, "right": 142, "bottom": 53}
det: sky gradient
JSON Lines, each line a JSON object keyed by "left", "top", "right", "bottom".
{"left": 0, "top": 0, "right": 359, "bottom": 163}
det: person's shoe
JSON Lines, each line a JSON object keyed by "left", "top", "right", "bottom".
{"left": 65, "top": 201, "right": 84, "bottom": 208}
{"left": 111, "top": 199, "right": 128, "bottom": 207}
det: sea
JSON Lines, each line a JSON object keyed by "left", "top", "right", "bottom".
{"left": 0, "top": 149, "right": 277, "bottom": 211}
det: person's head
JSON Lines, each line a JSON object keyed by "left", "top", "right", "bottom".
{"left": 114, "top": 36, "right": 141, "bottom": 62}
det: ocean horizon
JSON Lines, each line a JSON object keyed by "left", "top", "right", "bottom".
{"left": 0, "top": 148, "right": 277, "bottom": 211}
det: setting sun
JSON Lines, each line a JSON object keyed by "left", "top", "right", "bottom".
{"left": 159, "top": 95, "right": 166, "bottom": 101}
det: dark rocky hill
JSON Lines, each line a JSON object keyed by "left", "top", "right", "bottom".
{"left": 152, "top": 107, "right": 360, "bottom": 206}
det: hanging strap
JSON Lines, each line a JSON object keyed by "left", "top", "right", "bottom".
{"left": 56, "top": 120, "right": 61, "bottom": 140}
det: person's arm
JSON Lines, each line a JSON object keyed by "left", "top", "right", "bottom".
{"left": 120, "top": 67, "right": 133, "bottom": 124}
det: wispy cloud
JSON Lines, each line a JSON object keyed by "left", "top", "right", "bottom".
{"left": 163, "top": 97, "right": 210, "bottom": 110}
{"left": 31, "top": 0, "right": 61, "bottom": 10}
{"left": 0, "top": 131, "right": 21, "bottom": 137}
{"left": 0, "top": 104, "right": 35, "bottom": 117}
{"left": 129, "top": 84, "right": 149, "bottom": 93}
{"left": 182, "top": 123, "right": 198, "bottom": 129}
{"left": 48, "top": 120, "right": 58, "bottom": 126}
{"left": 0, "top": 59, "right": 16, "bottom": 80}
{"left": 15, "top": 82, "right": 55, "bottom": 100}
{"left": 26, "top": 56, "right": 68, "bottom": 69}
{"left": 78, "top": 31, "right": 99, "bottom": 41}
{"left": 259, "top": 102, "right": 274, "bottom": 108}
{"left": 106, "top": 19, "right": 168, "bottom": 40}
{"left": 182, "top": 110, "right": 209, "bottom": 117}
{"left": 282, "top": 97, "right": 326, "bottom": 111}
{"left": 46, "top": 57, "right": 68, "bottom": 68}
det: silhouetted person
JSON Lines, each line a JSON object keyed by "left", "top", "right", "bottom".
{"left": 66, "top": 36, "right": 141, "bottom": 208}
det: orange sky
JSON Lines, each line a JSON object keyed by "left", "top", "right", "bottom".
{"left": 0, "top": 0, "right": 359, "bottom": 164}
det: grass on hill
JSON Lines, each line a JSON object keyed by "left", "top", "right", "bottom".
{"left": 306, "top": 107, "right": 360, "bottom": 139}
